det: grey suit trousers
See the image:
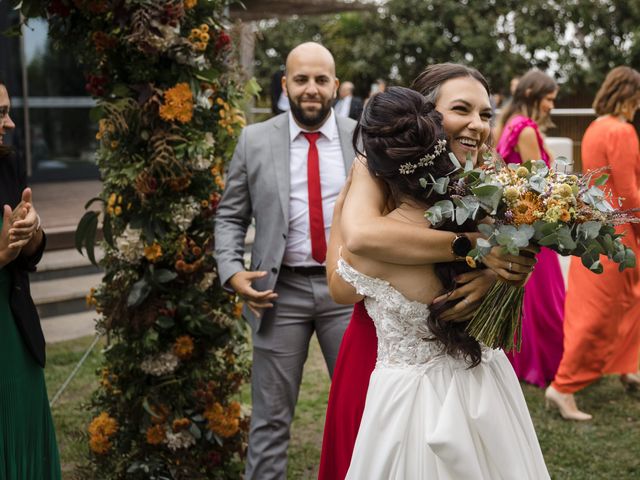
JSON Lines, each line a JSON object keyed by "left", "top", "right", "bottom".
{"left": 245, "top": 269, "right": 352, "bottom": 480}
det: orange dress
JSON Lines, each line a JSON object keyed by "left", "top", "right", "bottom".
{"left": 552, "top": 116, "right": 640, "bottom": 394}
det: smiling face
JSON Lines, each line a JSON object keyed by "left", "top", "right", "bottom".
{"left": 283, "top": 43, "right": 339, "bottom": 130}
{"left": 435, "top": 77, "right": 492, "bottom": 164}
{"left": 0, "top": 84, "right": 16, "bottom": 146}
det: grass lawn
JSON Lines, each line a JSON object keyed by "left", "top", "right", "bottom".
{"left": 46, "top": 335, "right": 640, "bottom": 479}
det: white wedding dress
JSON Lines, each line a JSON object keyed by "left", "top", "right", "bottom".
{"left": 338, "top": 259, "right": 550, "bottom": 480}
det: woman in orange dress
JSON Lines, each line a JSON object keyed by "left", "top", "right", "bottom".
{"left": 545, "top": 66, "right": 640, "bottom": 420}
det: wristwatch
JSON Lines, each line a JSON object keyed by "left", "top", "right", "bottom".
{"left": 451, "top": 233, "right": 472, "bottom": 258}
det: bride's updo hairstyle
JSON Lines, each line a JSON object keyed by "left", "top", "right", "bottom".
{"left": 353, "top": 86, "right": 451, "bottom": 205}
{"left": 354, "top": 86, "right": 482, "bottom": 367}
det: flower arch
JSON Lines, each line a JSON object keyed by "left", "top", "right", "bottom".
{"left": 14, "top": 0, "right": 250, "bottom": 477}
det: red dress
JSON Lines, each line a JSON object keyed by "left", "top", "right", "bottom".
{"left": 318, "top": 301, "right": 377, "bottom": 480}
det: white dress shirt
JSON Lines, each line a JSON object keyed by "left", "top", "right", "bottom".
{"left": 334, "top": 95, "right": 352, "bottom": 118}
{"left": 277, "top": 91, "right": 290, "bottom": 112}
{"left": 283, "top": 109, "right": 346, "bottom": 266}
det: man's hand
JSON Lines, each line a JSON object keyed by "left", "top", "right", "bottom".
{"left": 229, "top": 270, "right": 278, "bottom": 316}
{"left": 432, "top": 269, "right": 497, "bottom": 322}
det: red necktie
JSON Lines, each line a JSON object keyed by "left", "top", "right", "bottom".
{"left": 302, "top": 132, "right": 326, "bottom": 263}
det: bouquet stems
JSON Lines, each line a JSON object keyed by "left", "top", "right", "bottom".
{"left": 466, "top": 281, "right": 525, "bottom": 352}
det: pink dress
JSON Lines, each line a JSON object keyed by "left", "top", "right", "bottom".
{"left": 496, "top": 115, "right": 566, "bottom": 388}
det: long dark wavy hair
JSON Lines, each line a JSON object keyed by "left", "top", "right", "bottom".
{"left": 0, "top": 78, "right": 11, "bottom": 160}
{"left": 353, "top": 86, "right": 483, "bottom": 367}
{"left": 496, "top": 69, "right": 557, "bottom": 138}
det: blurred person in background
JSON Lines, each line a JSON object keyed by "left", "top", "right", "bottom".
{"left": 0, "top": 78, "right": 60, "bottom": 479}
{"left": 364, "top": 78, "right": 387, "bottom": 105}
{"left": 334, "top": 81, "right": 363, "bottom": 120}
{"left": 270, "top": 67, "right": 290, "bottom": 115}
{"left": 547, "top": 66, "right": 640, "bottom": 420}
{"left": 495, "top": 70, "right": 566, "bottom": 390}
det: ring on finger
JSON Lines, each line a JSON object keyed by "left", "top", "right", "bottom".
{"left": 508, "top": 261, "right": 513, "bottom": 272}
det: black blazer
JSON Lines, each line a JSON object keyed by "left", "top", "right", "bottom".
{"left": 270, "top": 70, "right": 286, "bottom": 115}
{"left": 0, "top": 152, "right": 47, "bottom": 367}
{"left": 334, "top": 96, "right": 364, "bottom": 121}
{"left": 347, "top": 96, "right": 364, "bottom": 121}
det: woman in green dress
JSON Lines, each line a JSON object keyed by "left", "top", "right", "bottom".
{"left": 0, "top": 79, "right": 61, "bottom": 479}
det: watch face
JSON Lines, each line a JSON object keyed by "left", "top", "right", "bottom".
{"left": 453, "top": 235, "right": 472, "bottom": 257}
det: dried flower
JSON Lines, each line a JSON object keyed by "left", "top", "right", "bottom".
{"left": 198, "top": 272, "right": 217, "bottom": 291}
{"left": 115, "top": 225, "right": 144, "bottom": 263}
{"left": 135, "top": 170, "right": 158, "bottom": 195}
{"left": 172, "top": 197, "right": 201, "bottom": 231}
{"left": 204, "top": 401, "right": 241, "bottom": 438}
{"left": 172, "top": 417, "right": 191, "bottom": 432}
{"left": 88, "top": 412, "right": 118, "bottom": 454}
{"left": 89, "top": 412, "right": 118, "bottom": 437}
{"left": 86, "top": 287, "right": 98, "bottom": 307}
{"left": 173, "top": 335, "right": 195, "bottom": 359}
{"left": 150, "top": 404, "right": 170, "bottom": 425}
{"left": 165, "top": 430, "right": 197, "bottom": 451}
{"left": 89, "top": 433, "right": 112, "bottom": 455}
{"left": 146, "top": 424, "right": 166, "bottom": 445}
{"left": 159, "top": 83, "right": 194, "bottom": 124}
{"left": 140, "top": 352, "right": 180, "bottom": 376}
{"left": 144, "top": 242, "right": 163, "bottom": 262}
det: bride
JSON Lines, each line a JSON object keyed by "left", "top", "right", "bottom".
{"left": 331, "top": 86, "right": 549, "bottom": 479}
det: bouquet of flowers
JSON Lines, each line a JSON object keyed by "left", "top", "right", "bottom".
{"left": 426, "top": 154, "right": 639, "bottom": 351}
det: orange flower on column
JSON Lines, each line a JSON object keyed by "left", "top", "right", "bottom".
{"left": 159, "top": 83, "right": 194, "bottom": 124}
{"left": 143, "top": 242, "right": 163, "bottom": 262}
{"left": 173, "top": 335, "right": 195, "bottom": 359}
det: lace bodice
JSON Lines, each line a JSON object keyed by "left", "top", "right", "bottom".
{"left": 337, "top": 259, "right": 446, "bottom": 368}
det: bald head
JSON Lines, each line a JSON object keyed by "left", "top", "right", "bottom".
{"left": 282, "top": 42, "right": 339, "bottom": 130}
{"left": 286, "top": 42, "right": 336, "bottom": 76}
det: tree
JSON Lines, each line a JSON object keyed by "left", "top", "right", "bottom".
{"left": 254, "top": 0, "right": 640, "bottom": 99}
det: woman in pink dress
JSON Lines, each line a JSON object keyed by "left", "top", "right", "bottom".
{"left": 318, "top": 64, "right": 537, "bottom": 480}
{"left": 495, "top": 69, "right": 566, "bottom": 388}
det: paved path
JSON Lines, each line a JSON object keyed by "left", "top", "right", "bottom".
{"left": 32, "top": 180, "right": 102, "bottom": 230}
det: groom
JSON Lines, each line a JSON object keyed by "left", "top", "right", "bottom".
{"left": 215, "top": 42, "right": 356, "bottom": 479}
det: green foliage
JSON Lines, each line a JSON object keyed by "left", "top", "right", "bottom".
{"left": 15, "top": 0, "right": 250, "bottom": 478}
{"left": 254, "top": 1, "right": 640, "bottom": 98}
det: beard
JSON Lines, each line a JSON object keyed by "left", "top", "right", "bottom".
{"left": 288, "top": 96, "right": 332, "bottom": 128}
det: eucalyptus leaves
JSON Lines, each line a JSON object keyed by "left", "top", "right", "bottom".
{"left": 425, "top": 154, "right": 639, "bottom": 350}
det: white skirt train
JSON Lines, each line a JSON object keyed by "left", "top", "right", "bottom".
{"left": 345, "top": 349, "right": 550, "bottom": 480}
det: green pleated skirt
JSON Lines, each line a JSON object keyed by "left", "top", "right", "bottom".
{"left": 0, "top": 244, "right": 61, "bottom": 478}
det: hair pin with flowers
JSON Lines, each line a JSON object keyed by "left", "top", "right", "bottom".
{"left": 399, "top": 138, "right": 448, "bottom": 175}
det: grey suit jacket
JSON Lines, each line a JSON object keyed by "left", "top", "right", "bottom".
{"left": 215, "top": 112, "right": 357, "bottom": 329}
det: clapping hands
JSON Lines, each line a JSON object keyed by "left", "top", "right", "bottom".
{"left": 0, "top": 188, "right": 41, "bottom": 266}
{"left": 8, "top": 188, "right": 40, "bottom": 248}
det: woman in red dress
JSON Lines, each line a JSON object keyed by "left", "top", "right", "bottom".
{"left": 318, "top": 64, "right": 536, "bottom": 479}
